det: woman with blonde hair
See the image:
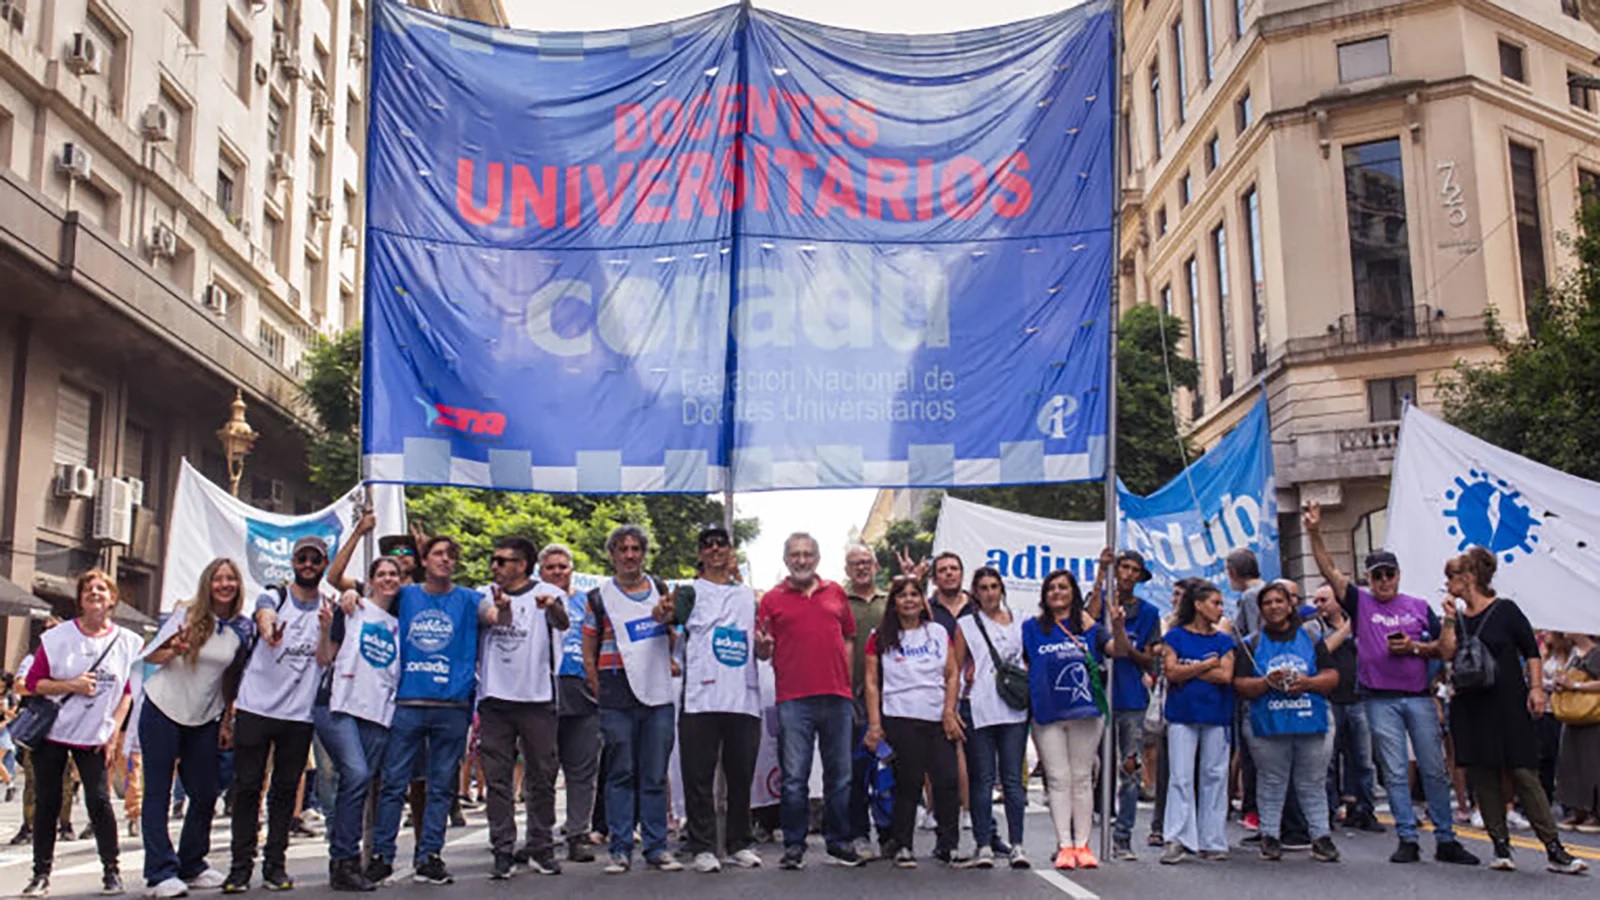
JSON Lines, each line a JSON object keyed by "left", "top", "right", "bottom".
{"left": 137, "top": 558, "right": 252, "bottom": 898}
{"left": 21, "top": 570, "right": 145, "bottom": 898}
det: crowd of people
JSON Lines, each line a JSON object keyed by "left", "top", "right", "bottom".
{"left": 0, "top": 506, "right": 1597, "bottom": 897}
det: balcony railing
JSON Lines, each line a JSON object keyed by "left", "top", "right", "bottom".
{"left": 1335, "top": 302, "right": 1445, "bottom": 344}
{"left": 1337, "top": 421, "right": 1401, "bottom": 455}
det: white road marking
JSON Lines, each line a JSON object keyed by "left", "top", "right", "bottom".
{"left": 1034, "top": 868, "right": 1100, "bottom": 900}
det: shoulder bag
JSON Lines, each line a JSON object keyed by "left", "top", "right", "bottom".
{"left": 11, "top": 636, "right": 120, "bottom": 751}
{"left": 972, "top": 611, "right": 1029, "bottom": 712}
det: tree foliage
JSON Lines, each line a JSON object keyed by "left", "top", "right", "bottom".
{"left": 1440, "top": 201, "right": 1600, "bottom": 481}
{"left": 296, "top": 327, "right": 759, "bottom": 582}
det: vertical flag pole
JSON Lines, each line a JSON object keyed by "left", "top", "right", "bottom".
{"left": 1100, "top": 0, "right": 1126, "bottom": 856}
{"left": 358, "top": 1, "right": 380, "bottom": 566}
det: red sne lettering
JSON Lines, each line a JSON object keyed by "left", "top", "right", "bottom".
{"left": 433, "top": 405, "right": 507, "bottom": 438}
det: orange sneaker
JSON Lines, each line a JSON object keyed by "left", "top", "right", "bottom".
{"left": 1074, "top": 846, "right": 1100, "bottom": 869}
{"left": 1053, "top": 847, "right": 1078, "bottom": 870}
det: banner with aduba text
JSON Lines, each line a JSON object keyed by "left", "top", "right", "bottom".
{"left": 362, "top": 0, "right": 1114, "bottom": 493}
{"left": 159, "top": 461, "right": 409, "bottom": 613}
{"left": 1116, "top": 396, "right": 1280, "bottom": 617}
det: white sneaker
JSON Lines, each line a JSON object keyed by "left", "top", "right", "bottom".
{"left": 300, "top": 809, "right": 325, "bottom": 825}
{"left": 149, "top": 878, "right": 188, "bottom": 899}
{"left": 1471, "top": 809, "right": 1485, "bottom": 829}
{"left": 852, "top": 839, "right": 879, "bottom": 862}
{"left": 184, "top": 869, "right": 225, "bottom": 891}
{"left": 729, "top": 849, "right": 763, "bottom": 869}
{"left": 692, "top": 852, "right": 721, "bottom": 873}
{"left": 1507, "top": 809, "right": 1531, "bottom": 831}
{"left": 1009, "top": 846, "right": 1031, "bottom": 869}
{"left": 918, "top": 808, "right": 937, "bottom": 831}
{"left": 960, "top": 811, "right": 972, "bottom": 831}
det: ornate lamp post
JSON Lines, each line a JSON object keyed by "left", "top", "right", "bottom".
{"left": 217, "top": 389, "right": 258, "bottom": 498}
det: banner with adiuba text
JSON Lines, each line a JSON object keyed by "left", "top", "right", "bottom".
{"left": 932, "top": 496, "right": 1103, "bottom": 609}
{"left": 159, "top": 460, "right": 408, "bottom": 613}
{"left": 362, "top": 0, "right": 1115, "bottom": 493}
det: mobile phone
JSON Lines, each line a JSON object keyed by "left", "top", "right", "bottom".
{"left": 1386, "top": 631, "right": 1405, "bottom": 642}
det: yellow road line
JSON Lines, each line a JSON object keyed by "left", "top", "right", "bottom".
{"left": 1374, "top": 813, "right": 1600, "bottom": 861}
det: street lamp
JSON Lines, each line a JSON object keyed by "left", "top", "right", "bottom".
{"left": 217, "top": 388, "right": 258, "bottom": 498}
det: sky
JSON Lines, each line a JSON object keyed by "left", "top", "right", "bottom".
{"left": 494, "top": 1, "right": 1085, "bottom": 586}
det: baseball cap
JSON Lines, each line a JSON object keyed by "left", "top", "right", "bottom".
{"left": 292, "top": 536, "right": 328, "bottom": 559}
{"left": 1364, "top": 549, "right": 1400, "bottom": 572}
{"left": 697, "top": 523, "right": 733, "bottom": 546}
{"left": 378, "top": 534, "right": 419, "bottom": 558}
{"left": 1116, "top": 549, "right": 1154, "bottom": 583}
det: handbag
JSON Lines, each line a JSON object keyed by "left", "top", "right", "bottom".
{"left": 1144, "top": 673, "right": 1168, "bottom": 734}
{"left": 972, "top": 610, "right": 1030, "bottom": 712}
{"left": 1450, "top": 602, "right": 1500, "bottom": 693}
{"left": 11, "top": 637, "right": 119, "bottom": 751}
{"left": 1552, "top": 668, "right": 1600, "bottom": 726}
{"left": 1059, "top": 624, "right": 1110, "bottom": 718}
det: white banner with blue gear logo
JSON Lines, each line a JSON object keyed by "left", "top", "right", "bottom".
{"left": 1386, "top": 405, "right": 1600, "bottom": 633}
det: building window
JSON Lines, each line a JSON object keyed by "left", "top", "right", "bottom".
{"left": 165, "top": 0, "right": 197, "bottom": 39}
{"left": 83, "top": 5, "right": 126, "bottom": 114}
{"left": 264, "top": 210, "right": 284, "bottom": 274}
{"left": 1185, "top": 254, "right": 1202, "bottom": 365}
{"left": 268, "top": 94, "right": 288, "bottom": 152}
{"left": 1233, "top": 0, "right": 1245, "bottom": 38}
{"left": 1579, "top": 168, "right": 1600, "bottom": 217}
{"left": 1242, "top": 185, "right": 1266, "bottom": 373}
{"left": 1337, "top": 36, "right": 1390, "bottom": 83}
{"left": 1343, "top": 138, "right": 1413, "bottom": 342}
{"left": 1204, "top": 133, "right": 1220, "bottom": 173}
{"left": 1149, "top": 61, "right": 1164, "bottom": 160}
{"left": 1160, "top": 283, "right": 1173, "bottom": 317}
{"left": 1498, "top": 40, "right": 1526, "bottom": 84}
{"left": 157, "top": 82, "right": 192, "bottom": 173}
{"left": 257, "top": 319, "right": 287, "bottom": 365}
{"left": 1570, "top": 71, "right": 1594, "bottom": 112}
{"left": 1212, "top": 222, "right": 1234, "bottom": 395}
{"left": 224, "top": 16, "right": 251, "bottom": 101}
{"left": 216, "top": 152, "right": 241, "bottom": 220}
{"left": 1235, "top": 89, "right": 1253, "bottom": 131}
{"left": 1367, "top": 376, "right": 1415, "bottom": 422}
{"left": 346, "top": 91, "right": 362, "bottom": 145}
{"left": 314, "top": 39, "right": 332, "bottom": 89}
{"left": 310, "top": 144, "right": 327, "bottom": 194}
{"left": 1564, "top": 0, "right": 1581, "bottom": 18}
{"left": 1352, "top": 508, "right": 1388, "bottom": 578}
{"left": 1172, "top": 18, "right": 1188, "bottom": 123}
{"left": 1509, "top": 141, "right": 1548, "bottom": 324}
{"left": 1156, "top": 205, "right": 1168, "bottom": 237}
{"left": 1179, "top": 171, "right": 1192, "bottom": 207}
{"left": 1199, "top": 0, "right": 1214, "bottom": 85}
{"left": 53, "top": 383, "right": 95, "bottom": 467}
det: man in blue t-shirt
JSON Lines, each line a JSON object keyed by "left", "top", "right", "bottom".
{"left": 1095, "top": 548, "right": 1162, "bottom": 861}
{"left": 367, "top": 536, "right": 481, "bottom": 887}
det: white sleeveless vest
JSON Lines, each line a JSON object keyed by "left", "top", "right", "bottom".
{"left": 682, "top": 579, "right": 760, "bottom": 717}
{"left": 600, "top": 579, "right": 674, "bottom": 707}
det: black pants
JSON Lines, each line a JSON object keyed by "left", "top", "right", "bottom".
{"left": 229, "top": 711, "right": 314, "bottom": 874}
{"left": 882, "top": 718, "right": 957, "bottom": 855}
{"left": 31, "top": 741, "right": 118, "bottom": 877}
{"left": 679, "top": 712, "right": 761, "bottom": 855}
{"left": 478, "top": 699, "right": 558, "bottom": 856}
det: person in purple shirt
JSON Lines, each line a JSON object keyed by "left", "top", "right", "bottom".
{"left": 1303, "top": 502, "right": 1477, "bottom": 866}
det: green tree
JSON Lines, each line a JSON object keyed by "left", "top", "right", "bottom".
{"left": 1440, "top": 201, "right": 1600, "bottom": 479}
{"left": 296, "top": 327, "right": 759, "bottom": 579}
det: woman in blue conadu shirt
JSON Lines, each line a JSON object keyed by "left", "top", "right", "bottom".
{"left": 1234, "top": 581, "right": 1341, "bottom": 865}
{"left": 1158, "top": 581, "right": 1236, "bottom": 866}
{"left": 1022, "top": 569, "right": 1108, "bottom": 872}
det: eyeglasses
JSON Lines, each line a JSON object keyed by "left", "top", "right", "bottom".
{"left": 294, "top": 553, "right": 325, "bottom": 565}
{"left": 698, "top": 536, "right": 731, "bottom": 549}
{"left": 490, "top": 556, "right": 523, "bottom": 567}
{"left": 1370, "top": 566, "right": 1398, "bottom": 581}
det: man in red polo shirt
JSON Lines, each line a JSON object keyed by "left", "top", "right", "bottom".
{"left": 754, "top": 532, "right": 861, "bottom": 871}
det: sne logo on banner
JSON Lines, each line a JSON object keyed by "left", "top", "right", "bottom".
{"left": 245, "top": 514, "right": 343, "bottom": 587}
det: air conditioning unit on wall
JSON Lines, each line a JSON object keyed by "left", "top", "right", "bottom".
{"left": 93, "top": 476, "right": 133, "bottom": 545}
{"left": 54, "top": 463, "right": 96, "bottom": 499}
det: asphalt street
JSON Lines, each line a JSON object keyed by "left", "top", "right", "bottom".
{"left": 5, "top": 791, "right": 1598, "bottom": 900}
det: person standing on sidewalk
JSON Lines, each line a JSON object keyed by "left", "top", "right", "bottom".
{"left": 1158, "top": 581, "right": 1235, "bottom": 866}
{"left": 843, "top": 544, "right": 889, "bottom": 861}
{"left": 366, "top": 536, "right": 482, "bottom": 887}
{"left": 1090, "top": 548, "right": 1163, "bottom": 861}
{"left": 950, "top": 566, "right": 1030, "bottom": 869}
{"left": 1303, "top": 502, "right": 1478, "bottom": 866}
{"left": 542, "top": 543, "right": 600, "bottom": 863}
{"left": 1310, "top": 583, "right": 1381, "bottom": 832}
{"left": 755, "top": 533, "right": 863, "bottom": 871}
{"left": 222, "top": 539, "right": 335, "bottom": 893}
{"left": 583, "top": 525, "right": 682, "bottom": 875}
{"left": 314, "top": 557, "right": 403, "bottom": 892}
{"left": 1234, "top": 582, "right": 1341, "bottom": 864}
{"left": 477, "top": 537, "right": 568, "bottom": 880}
{"left": 674, "top": 524, "right": 764, "bottom": 873}
{"left": 20, "top": 570, "right": 143, "bottom": 899}
{"left": 138, "top": 559, "right": 249, "bottom": 898}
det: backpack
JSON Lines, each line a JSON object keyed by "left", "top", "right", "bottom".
{"left": 1450, "top": 602, "right": 1500, "bottom": 693}
{"left": 220, "top": 585, "right": 288, "bottom": 706}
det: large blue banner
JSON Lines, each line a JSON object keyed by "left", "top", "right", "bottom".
{"left": 1118, "top": 397, "right": 1280, "bottom": 616}
{"left": 363, "top": 0, "right": 1113, "bottom": 492}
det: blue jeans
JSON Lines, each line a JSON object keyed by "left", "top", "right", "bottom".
{"left": 777, "top": 695, "right": 853, "bottom": 854}
{"left": 1111, "top": 710, "right": 1145, "bottom": 844}
{"left": 1366, "top": 694, "right": 1455, "bottom": 844}
{"left": 967, "top": 721, "right": 1027, "bottom": 849}
{"left": 1163, "top": 723, "right": 1230, "bottom": 853}
{"left": 373, "top": 705, "right": 471, "bottom": 864}
{"left": 1327, "top": 701, "right": 1377, "bottom": 818}
{"left": 138, "top": 701, "right": 220, "bottom": 886}
{"left": 313, "top": 707, "right": 389, "bottom": 863}
{"left": 599, "top": 704, "right": 675, "bottom": 859}
{"left": 1245, "top": 722, "right": 1333, "bottom": 841}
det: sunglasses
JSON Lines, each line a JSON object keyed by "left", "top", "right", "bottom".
{"left": 490, "top": 555, "right": 523, "bottom": 567}
{"left": 387, "top": 547, "right": 417, "bottom": 558}
{"left": 1370, "top": 566, "right": 1398, "bottom": 580}
{"left": 294, "top": 553, "right": 325, "bottom": 565}
{"left": 699, "top": 535, "right": 731, "bottom": 549}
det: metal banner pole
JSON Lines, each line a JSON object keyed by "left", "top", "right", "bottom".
{"left": 1099, "top": 0, "right": 1126, "bottom": 856}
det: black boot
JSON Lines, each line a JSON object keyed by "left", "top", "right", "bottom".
{"left": 329, "top": 859, "right": 375, "bottom": 892}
